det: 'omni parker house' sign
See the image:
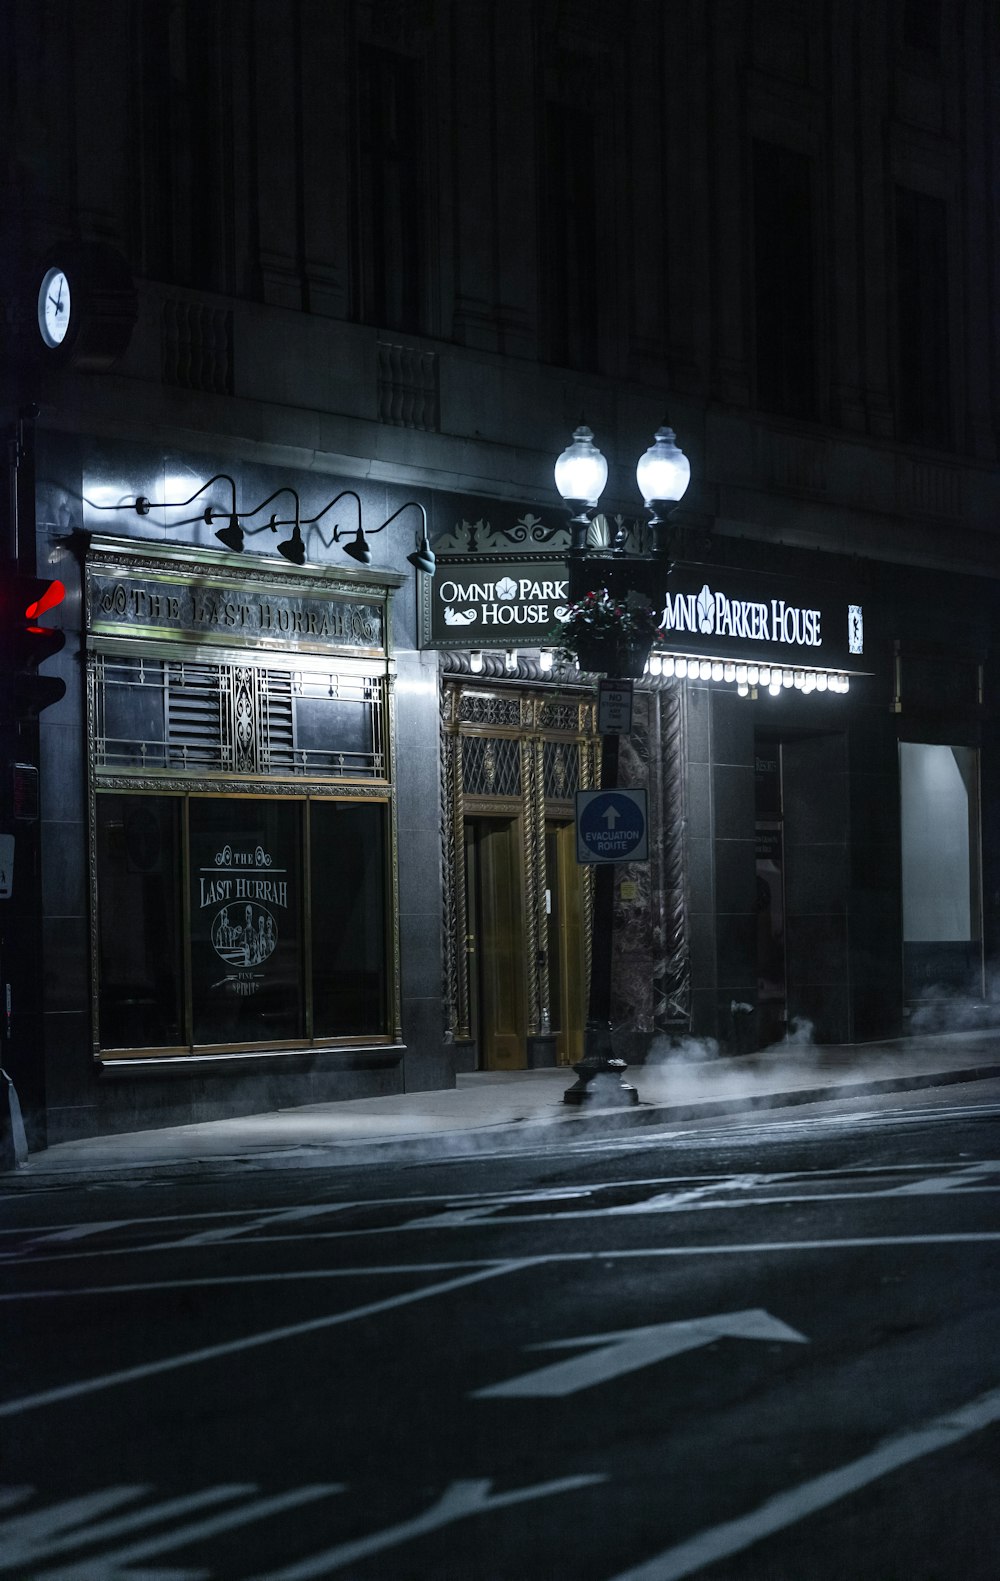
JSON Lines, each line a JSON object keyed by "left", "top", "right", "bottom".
{"left": 422, "top": 554, "right": 865, "bottom": 672}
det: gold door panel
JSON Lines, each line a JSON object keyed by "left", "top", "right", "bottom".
{"left": 467, "top": 818, "right": 526, "bottom": 1069}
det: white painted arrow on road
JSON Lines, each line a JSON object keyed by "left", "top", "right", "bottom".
{"left": 472, "top": 1308, "right": 808, "bottom": 1399}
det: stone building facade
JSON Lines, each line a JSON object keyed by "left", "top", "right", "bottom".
{"left": 1, "top": 0, "right": 998, "bottom": 1147}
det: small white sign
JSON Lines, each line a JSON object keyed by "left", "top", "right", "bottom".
{"left": 0, "top": 835, "right": 14, "bottom": 899}
{"left": 597, "top": 679, "right": 633, "bottom": 735}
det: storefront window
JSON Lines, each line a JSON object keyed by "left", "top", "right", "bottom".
{"left": 96, "top": 793, "right": 389, "bottom": 1054}
{"left": 900, "top": 743, "right": 983, "bottom": 998}
{"left": 96, "top": 796, "right": 184, "bottom": 1049}
{"left": 189, "top": 799, "right": 304, "bottom": 1047}
{"left": 310, "top": 801, "right": 387, "bottom": 1036}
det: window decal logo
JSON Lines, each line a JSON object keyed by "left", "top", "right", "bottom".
{"left": 212, "top": 903, "right": 277, "bottom": 968}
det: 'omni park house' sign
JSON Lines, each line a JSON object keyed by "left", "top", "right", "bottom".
{"left": 423, "top": 552, "right": 864, "bottom": 673}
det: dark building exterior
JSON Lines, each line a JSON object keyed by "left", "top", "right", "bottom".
{"left": 1, "top": 1, "right": 998, "bottom": 1151}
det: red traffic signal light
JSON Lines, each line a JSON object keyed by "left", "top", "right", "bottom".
{"left": 0, "top": 573, "right": 67, "bottom": 715}
{"left": 24, "top": 578, "right": 66, "bottom": 628}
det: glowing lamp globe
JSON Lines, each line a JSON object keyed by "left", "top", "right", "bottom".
{"left": 554, "top": 426, "right": 608, "bottom": 507}
{"left": 636, "top": 425, "right": 691, "bottom": 506}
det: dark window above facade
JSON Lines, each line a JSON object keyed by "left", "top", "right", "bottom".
{"left": 541, "top": 96, "right": 599, "bottom": 373}
{"left": 130, "top": 0, "right": 234, "bottom": 293}
{"left": 356, "top": 44, "right": 426, "bottom": 333}
{"left": 902, "top": 0, "right": 942, "bottom": 54}
{"left": 895, "top": 186, "right": 951, "bottom": 446}
{"left": 752, "top": 140, "right": 818, "bottom": 421}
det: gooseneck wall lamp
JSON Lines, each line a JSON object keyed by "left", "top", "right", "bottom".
{"left": 85, "top": 474, "right": 436, "bottom": 576}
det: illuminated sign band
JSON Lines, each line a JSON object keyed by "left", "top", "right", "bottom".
{"left": 425, "top": 556, "right": 570, "bottom": 648}
{"left": 656, "top": 566, "right": 863, "bottom": 670}
{"left": 661, "top": 583, "right": 822, "bottom": 649}
{"left": 423, "top": 553, "right": 864, "bottom": 672}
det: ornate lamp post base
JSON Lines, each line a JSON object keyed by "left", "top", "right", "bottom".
{"left": 563, "top": 1020, "right": 639, "bottom": 1106}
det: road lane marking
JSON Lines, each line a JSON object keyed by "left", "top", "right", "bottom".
{"left": 890, "top": 1159, "right": 1000, "bottom": 1195}
{"left": 169, "top": 1202, "right": 359, "bottom": 1246}
{"left": 4, "top": 1233, "right": 999, "bottom": 1307}
{"left": 5, "top": 1173, "right": 999, "bottom": 1268}
{"left": 608, "top": 1383, "right": 1000, "bottom": 1580}
{"left": 473, "top": 1309, "right": 808, "bottom": 1399}
{"left": 0, "top": 1484, "right": 256, "bottom": 1566}
{"left": 0, "top": 1484, "right": 341, "bottom": 1579}
{"left": 242, "top": 1476, "right": 606, "bottom": 1580}
{"left": 1, "top": 1161, "right": 991, "bottom": 1259}
{"left": 0, "top": 1260, "right": 533, "bottom": 1419}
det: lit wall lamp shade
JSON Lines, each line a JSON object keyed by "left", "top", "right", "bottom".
{"left": 215, "top": 518, "right": 244, "bottom": 553}
{"left": 277, "top": 525, "right": 305, "bottom": 565}
{"left": 406, "top": 533, "right": 436, "bottom": 576}
{"left": 342, "top": 527, "right": 371, "bottom": 565}
{"left": 554, "top": 425, "right": 608, "bottom": 506}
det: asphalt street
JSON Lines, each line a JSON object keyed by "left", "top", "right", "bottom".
{"left": 1, "top": 1079, "right": 998, "bottom": 1579}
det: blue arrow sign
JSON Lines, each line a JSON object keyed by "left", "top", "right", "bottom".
{"left": 576, "top": 789, "right": 649, "bottom": 864}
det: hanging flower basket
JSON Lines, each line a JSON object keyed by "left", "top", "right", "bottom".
{"left": 554, "top": 588, "right": 662, "bottom": 678}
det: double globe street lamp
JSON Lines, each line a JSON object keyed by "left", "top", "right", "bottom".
{"left": 553, "top": 423, "right": 691, "bottom": 1104}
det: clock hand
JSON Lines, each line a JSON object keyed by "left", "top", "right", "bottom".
{"left": 49, "top": 295, "right": 63, "bottom": 311}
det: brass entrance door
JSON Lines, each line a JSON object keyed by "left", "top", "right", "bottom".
{"left": 545, "top": 821, "right": 587, "bottom": 1065}
{"left": 466, "top": 818, "right": 527, "bottom": 1069}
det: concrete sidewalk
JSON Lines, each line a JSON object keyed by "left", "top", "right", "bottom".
{"left": 4, "top": 1029, "right": 999, "bottom": 1186}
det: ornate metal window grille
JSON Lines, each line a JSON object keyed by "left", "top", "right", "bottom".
{"left": 543, "top": 739, "right": 581, "bottom": 801}
{"left": 538, "top": 700, "right": 582, "bottom": 733}
{"left": 457, "top": 693, "right": 523, "bottom": 728}
{"left": 91, "top": 654, "right": 387, "bottom": 780}
{"left": 461, "top": 734, "right": 522, "bottom": 798}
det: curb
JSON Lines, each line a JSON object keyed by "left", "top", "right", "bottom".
{"left": 2, "top": 1062, "right": 998, "bottom": 1191}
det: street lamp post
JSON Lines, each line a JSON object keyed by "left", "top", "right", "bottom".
{"left": 554, "top": 424, "right": 691, "bottom": 1106}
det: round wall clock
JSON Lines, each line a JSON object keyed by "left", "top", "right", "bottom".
{"left": 38, "top": 266, "right": 73, "bottom": 348}
{"left": 33, "top": 243, "right": 137, "bottom": 370}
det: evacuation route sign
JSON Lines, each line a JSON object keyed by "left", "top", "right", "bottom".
{"left": 575, "top": 789, "right": 649, "bottom": 865}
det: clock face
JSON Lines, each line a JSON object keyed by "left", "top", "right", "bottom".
{"left": 38, "top": 267, "right": 72, "bottom": 348}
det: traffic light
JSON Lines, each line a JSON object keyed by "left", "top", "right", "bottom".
{"left": 0, "top": 573, "right": 67, "bottom": 716}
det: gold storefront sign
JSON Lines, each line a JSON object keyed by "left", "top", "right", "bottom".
{"left": 85, "top": 534, "right": 404, "bottom": 658}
